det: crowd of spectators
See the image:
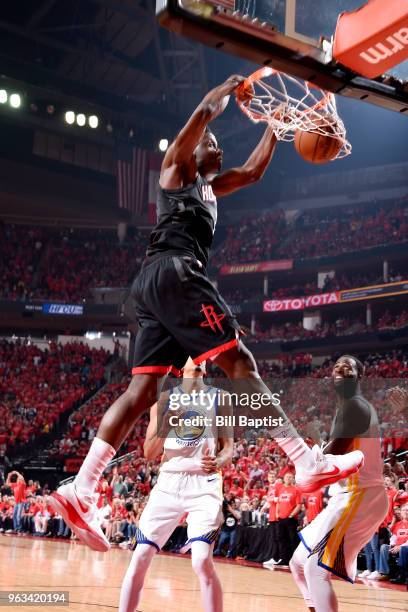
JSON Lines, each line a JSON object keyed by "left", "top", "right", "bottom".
{"left": 34, "top": 228, "right": 149, "bottom": 302}
{"left": 215, "top": 198, "right": 408, "bottom": 266}
{"left": 0, "top": 339, "right": 110, "bottom": 454}
{"left": 1, "top": 198, "right": 407, "bottom": 302}
{"left": 216, "top": 210, "right": 287, "bottom": 265}
{"left": 0, "top": 224, "right": 46, "bottom": 301}
{"left": 47, "top": 375, "right": 148, "bottom": 468}
{"left": 249, "top": 310, "right": 408, "bottom": 344}
{"left": 276, "top": 199, "right": 408, "bottom": 260}
{"left": 0, "top": 224, "right": 150, "bottom": 303}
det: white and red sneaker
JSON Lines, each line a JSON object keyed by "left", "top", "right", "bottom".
{"left": 49, "top": 482, "right": 110, "bottom": 552}
{"left": 295, "top": 445, "right": 364, "bottom": 493}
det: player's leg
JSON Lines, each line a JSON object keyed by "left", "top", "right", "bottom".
{"left": 213, "top": 343, "right": 364, "bottom": 491}
{"left": 289, "top": 543, "right": 316, "bottom": 611}
{"left": 75, "top": 371, "right": 164, "bottom": 492}
{"left": 182, "top": 473, "right": 224, "bottom": 611}
{"left": 119, "top": 475, "right": 184, "bottom": 611}
{"left": 303, "top": 554, "right": 338, "bottom": 612}
{"left": 118, "top": 543, "right": 156, "bottom": 612}
{"left": 49, "top": 257, "right": 191, "bottom": 550}
{"left": 191, "top": 540, "right": 223, "bottom": 612}
{"left": 49, "top": 372, "right": 165, "bottom": 551}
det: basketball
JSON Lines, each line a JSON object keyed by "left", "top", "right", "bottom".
{"left": 294, "top": 127, "right": 343, "bottom": 164}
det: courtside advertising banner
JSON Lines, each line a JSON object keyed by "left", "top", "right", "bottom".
{"left": 263, "top": 280, "right": 408, "bottom": 313}
{"left": 220, "top": 260, "right": 293, "bottom": 275}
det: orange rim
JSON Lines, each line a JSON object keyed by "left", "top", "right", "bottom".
{"left": 236, "top": 67, "right": 334, "bottom": 123}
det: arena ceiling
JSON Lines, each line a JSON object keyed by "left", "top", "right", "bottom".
{"left": 0, "top": 0, "right": 212, "bottom": 129}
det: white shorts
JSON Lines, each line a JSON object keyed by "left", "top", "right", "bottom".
{"left": 135, "top": 471, "right": 223, "bottom": 552}
{"left": 300, "top": 483, "right": 388, "bottom": 583}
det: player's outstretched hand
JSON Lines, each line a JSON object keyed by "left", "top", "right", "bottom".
{"left": 386, "top": 386, "right": 408, "bottom": 410}
{"left": 201, "top": 448, "right": 218, "bottom": 473}
{"left": 224, "top": 74, "right": 246, "bottom": 92}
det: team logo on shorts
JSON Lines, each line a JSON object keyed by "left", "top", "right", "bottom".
{"left": 200, "top": 304, "right": 225, "bottom": 333}
{"left": 174, "top": 409, "right": 206, "bottom": 443}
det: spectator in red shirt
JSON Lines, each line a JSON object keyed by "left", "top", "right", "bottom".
{"left": 33, "top": 496, "right": 55, "bottom": 536}
{"left": 0, "top": 495, "right": 11, "bottom": 532}
{"left": 0, "top": 496, "right": 14, "bottom": 532}
{"left": 21, "top": 494, "right": 36, "bottom": 533}
{"left": 105, "top": 498, "right": 128, "bottom": 542}
{"left": 380, "top": 476, "right": 398, "bottom": 528}
{"left": 378, "top": 505, "right": 408, "bottom": 580}
{"left": 388, "top": 452, "right": 407, "bottom": 478}
{"left": 6, "top": 470, "right": 26, "bottom": 533}
{"left": 25, "top": 480, "right": 37, "bottom": 497}
{"left": 229, "top": 465, "right": 248, "bottom": 489}
{"left": 394, "top": 481, "right": 408, "bottom": 508}
{"left": 229, "top": 479, "right": 244, "bottom": 499}
{"left": 277, "top": 457, "right": 295, "bottom": 479}
{"left": 303, "top": 489, "right": 324, "bottom": 525}
{"left": 247, "top": 479, "right": 267, "bottom": 500}
{"left": 276, "top": 473, "right": 301, "bottom": 565}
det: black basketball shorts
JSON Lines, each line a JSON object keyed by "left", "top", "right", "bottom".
{"left": 131, "top": 253, "right": 241, "bottom": 376}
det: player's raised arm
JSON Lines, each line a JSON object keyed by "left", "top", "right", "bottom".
{"left": 211, "top": 124, "right": 277, "bottom": 196}
{"left": 162, "top": 75, "right": 246, "bottom": 172}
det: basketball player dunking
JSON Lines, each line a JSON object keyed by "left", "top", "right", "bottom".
{"left": 290, "top": 355, "right": 388, "bottom": 612}
{"left": 50, "top": 75, "right": 364, "bottom": 552}
{"left": 119, "top": 357, "right": 230, "bottom": 612}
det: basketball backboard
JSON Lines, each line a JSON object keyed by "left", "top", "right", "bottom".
{"left": 156, "top": 0, "right": 408, "bottom": 113}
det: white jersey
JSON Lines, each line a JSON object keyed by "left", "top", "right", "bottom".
{"left": 161, "top": 385, "right": 219, "bottom": 474}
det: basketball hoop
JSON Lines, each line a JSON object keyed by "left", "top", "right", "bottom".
{"left": 236, "top": 67, "right": 351, "bottom": 159}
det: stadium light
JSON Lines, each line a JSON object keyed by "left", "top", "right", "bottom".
{"left": 76, "top": 113, "right": 86, "bottom": 127}
{"left": 9, "top": 93, "right": 21, "bottom": 108}
{"left": 65, "top": 111, "right": 75, "bottom": 125}
{"left": 0, "top": 90, "right": 7, "bottom": 104}
{"left": 159, "top": 138, "right": 169, "bottom": 152}
{"left": 88, "top": 115, "right": 99, "bottom": 129}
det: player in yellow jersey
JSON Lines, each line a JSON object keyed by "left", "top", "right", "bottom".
{"left": 290, "top": 355, "right": 388, "bottom": 612}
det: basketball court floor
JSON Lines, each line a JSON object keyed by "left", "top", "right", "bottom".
{"left": 0, "top": 536, "right": 406, "bottom": 611}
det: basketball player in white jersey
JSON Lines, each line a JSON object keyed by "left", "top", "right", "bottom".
{"left": 118, "top": 357, "right": 232, "bottom": 612}
{"left": 289, "top": 355, "right": 388, "bottom": 612}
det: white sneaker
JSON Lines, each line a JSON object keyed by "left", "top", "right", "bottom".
{"left": 367, "top": 571, "right": 387, "bottom": 580}
{"left": 295, "top": 445, "right": 364, "bottom": 493}
{"left": 358, "top": 569, "right": 372, "bottom": 578}
{"left": 49, "top": 482, "right": 110, "bottom": 552}
{"left": 119, "top": 540, "right": 131, "bottom": 549}
{"left": 263, "top": 558, "right": 281, "bottom": 567}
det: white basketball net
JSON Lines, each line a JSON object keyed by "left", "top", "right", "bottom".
{"left": 237, "top": 67, "right": 352, "bottom": 159}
